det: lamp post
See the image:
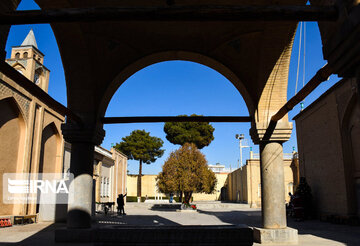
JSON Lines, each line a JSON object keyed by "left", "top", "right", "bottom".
{"left": 235, "top": 134, "right": 250, "bottom": 203}
{"left": 235, "top": 134, "right": 250, "bottom": 168}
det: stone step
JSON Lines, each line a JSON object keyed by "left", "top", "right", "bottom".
{"left": 55, "top": 225, "right": 253, "bottom": 245}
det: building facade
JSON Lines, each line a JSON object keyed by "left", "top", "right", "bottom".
{"left": 225, "top": 152, "right": 297, "bottom": 208}
{"left": 0, "top": 30, "right": 65, "bottom": 220}
{"left": 63, "top": 143, "right": 128, "bottom": 212}
{"left": 294, "top": 78, "right": 360, "bottom": 219}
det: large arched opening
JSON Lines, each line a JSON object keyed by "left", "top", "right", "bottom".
{"left": 103, "top": 58, "right": 251, "bottom": 189}
{"left": 99, "top": 51, "right": 254, "bottom": 120}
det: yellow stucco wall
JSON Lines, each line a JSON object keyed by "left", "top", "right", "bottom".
{"left": 127, "top": 174, "right": 165, "bottom": 197}
{"left": 192, "top": 173, "right": 228, "bottom": 201}
{"left": 226, "top": 159, "right": 294, "bottom": 207}
{"left": 127, "top": 173, "right": 228, "bottom": 201}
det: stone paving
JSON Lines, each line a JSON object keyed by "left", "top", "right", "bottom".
{"left": 0, "top": 202, "right": 359, "bottom": 245}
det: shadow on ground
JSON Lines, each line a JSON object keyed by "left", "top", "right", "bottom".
{"left": 95, "top": 214, "right": 180, "bottom": 226}
{"left": 0, "top": 209, "right": 359, "bottom": 246}
{"left": 197, "top": 209, "right": 360, "bottom": 246}
{"left": 0, "top": 223, "right": 65, "bottom": 246}
{"left": 197, "top": 209, "right": 262, "bottom": 227}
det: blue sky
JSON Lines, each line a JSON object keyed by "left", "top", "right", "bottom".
{"left": 6, "top": 0, "right": 340, "bottom": 174}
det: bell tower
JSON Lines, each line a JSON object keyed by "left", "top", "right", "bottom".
{"left": 6, "top": 29, "right": 50, "bottom": 92}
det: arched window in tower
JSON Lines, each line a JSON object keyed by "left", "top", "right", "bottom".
{"left": 15, "top": 52, "right": 20, "bottom": 59}
{"left": 34, "top": 69, "right": 42, "bottom": 85}
{"left": 23, "top": 52, "right": 28, "bottom": 58}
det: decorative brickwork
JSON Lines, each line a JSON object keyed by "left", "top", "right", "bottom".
{"left": 0, "top": 80, "right": 31, "bottom": 121}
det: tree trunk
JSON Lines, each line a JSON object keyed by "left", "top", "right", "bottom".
{"left": 184, "top": 191, "right": 193, "bottom": 204}
{"left": 179, "top": 191, "right": 183, "bottom": 203}
{"left": 137, "top": 159, "right": 142, "bottom": 202}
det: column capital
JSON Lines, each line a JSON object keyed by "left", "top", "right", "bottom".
{"left": 250, "top": 121, "right": 292, "bottom": 144}
{"left": 61, "top": 123, "right": 105, "bottom": 145}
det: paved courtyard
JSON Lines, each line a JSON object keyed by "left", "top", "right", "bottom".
{"left": 0, "top": 202, "right": 359, "bottom": 245}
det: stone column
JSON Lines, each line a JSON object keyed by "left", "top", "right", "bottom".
{"left": 251, "top": 121, "right": 297, "bottom": 244}
{"left": 259, "top": 141, "right": 286, "bottom": 229}
{"left": 62, "top": 124, "right": 105, "bottom": 228}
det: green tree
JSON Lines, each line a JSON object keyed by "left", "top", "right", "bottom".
{"left": 115, "top": 130, "right": 164, "bottom": 200}
{"left": 157, "top": 143, "right": 217, "bottom": 204}
{"left": 163, "top": 114, "right": 215, "bottom": 149}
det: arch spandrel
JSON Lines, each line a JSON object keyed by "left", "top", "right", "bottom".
{"left": 249, "top": 23, "right": 296, "bottom": 144}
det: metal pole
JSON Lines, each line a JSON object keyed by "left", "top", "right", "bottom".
{"left": 240, "top": 138, "right": 243, "bottom": 169}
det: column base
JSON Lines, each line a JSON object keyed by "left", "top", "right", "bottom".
{"left": 253, "top": 227, "right": 298, "bottom": 244}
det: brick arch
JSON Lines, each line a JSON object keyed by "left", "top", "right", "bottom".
{"left": 98, "top": 50, "right": 254, "bottom": 120}
{"left": 256, "top": 34, "right": 295, "bottom": 124}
